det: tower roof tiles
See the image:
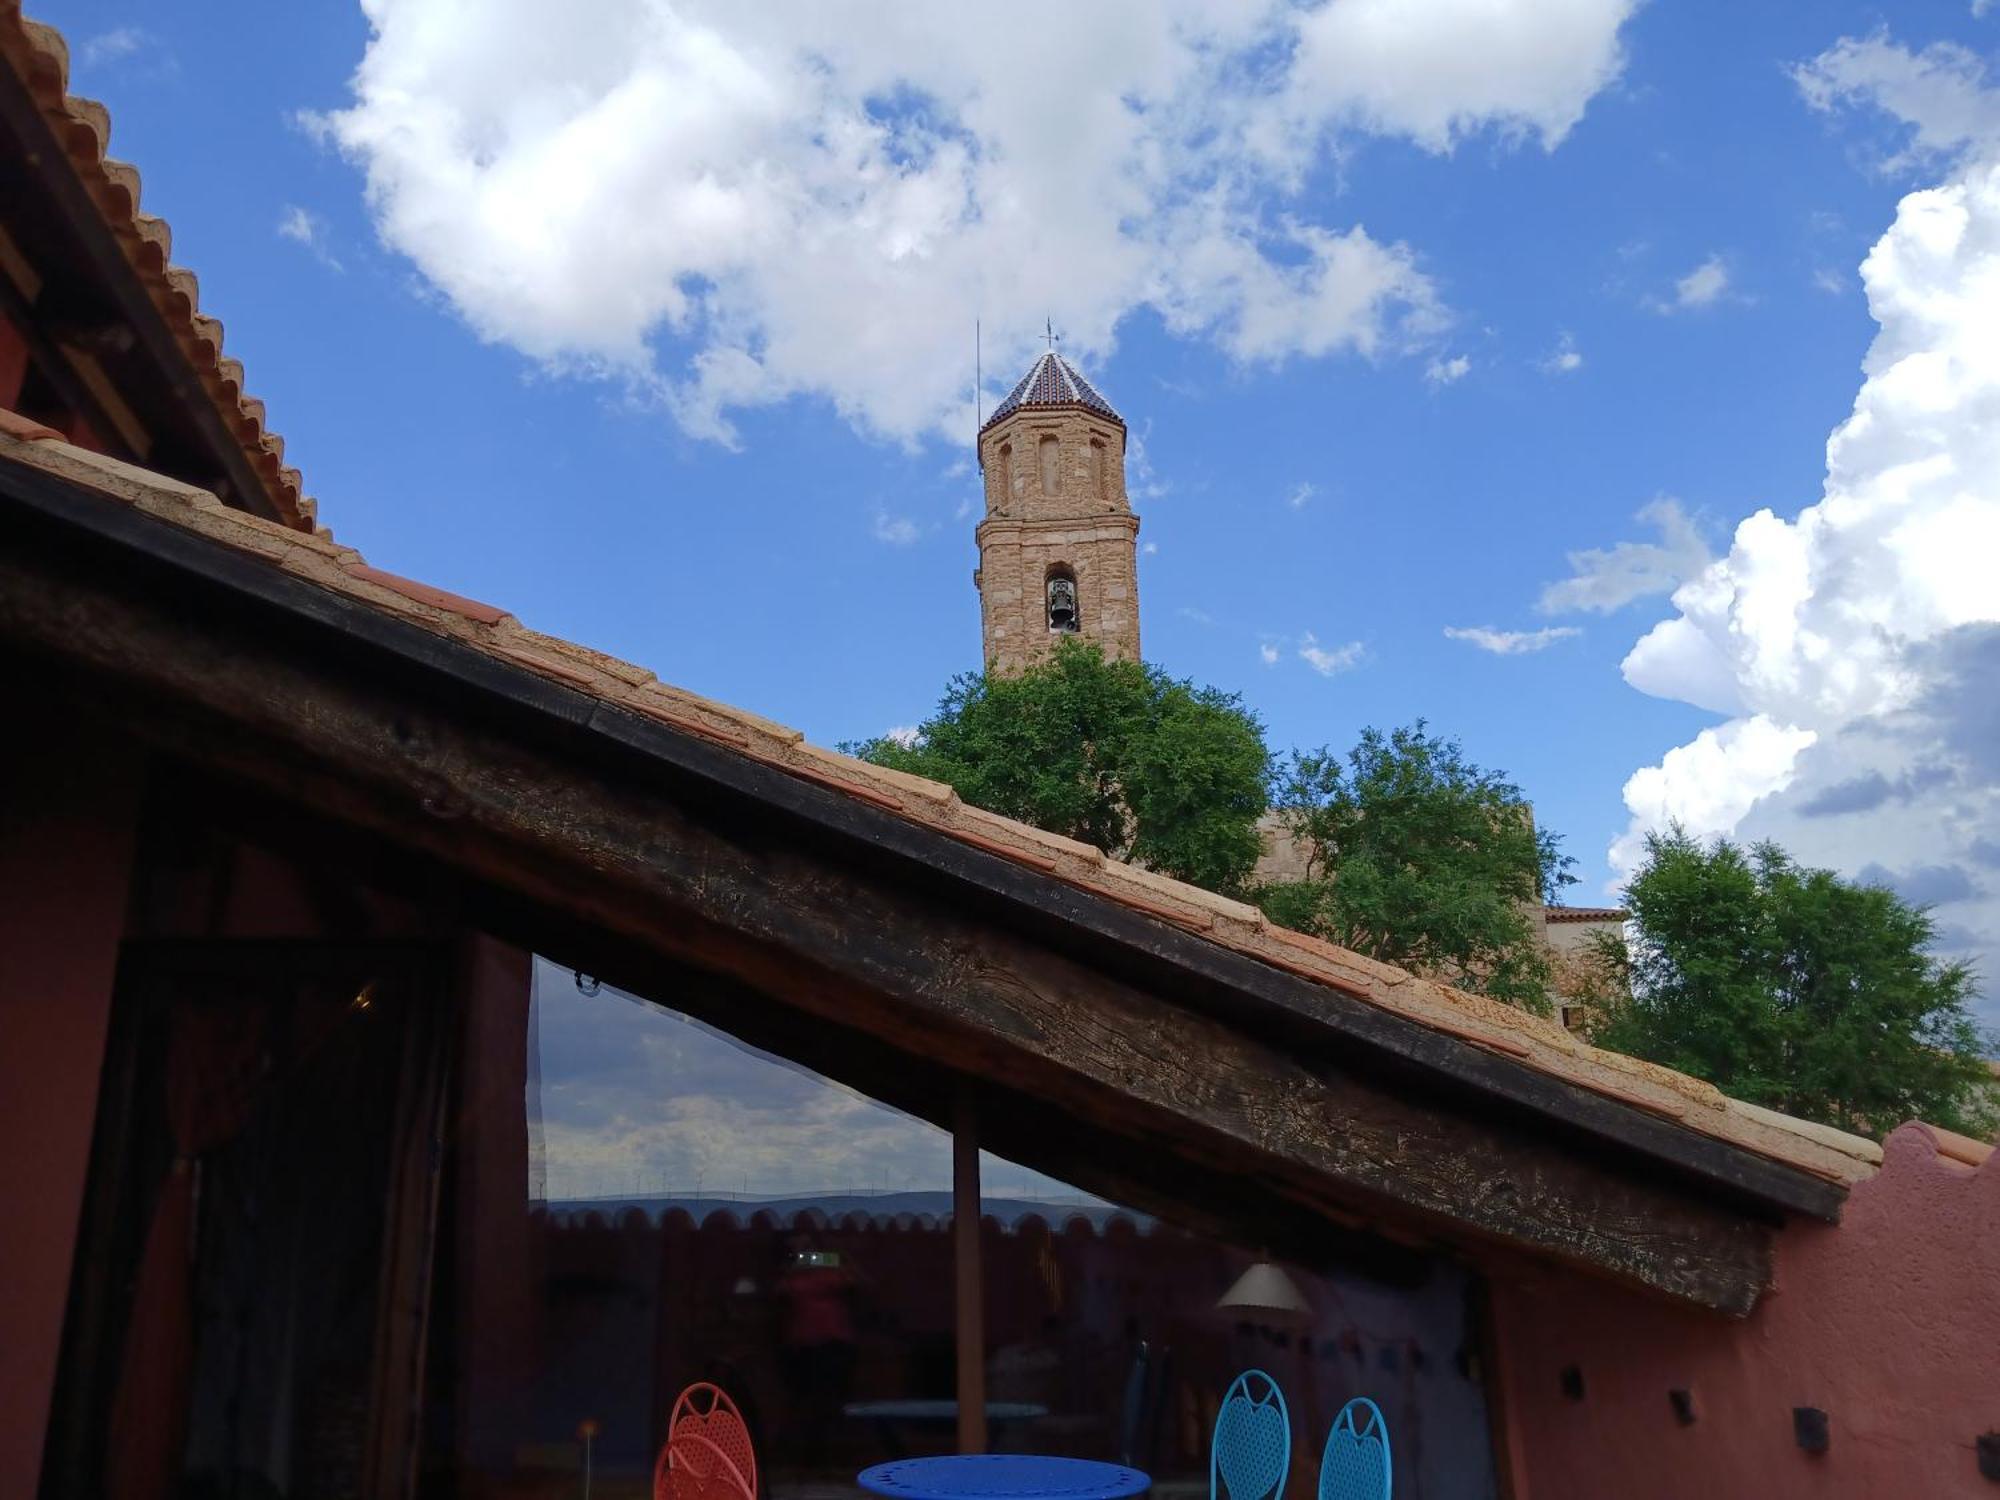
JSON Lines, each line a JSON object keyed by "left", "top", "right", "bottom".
{"left": 982, "top": 350, "right": 1123, "bottom": 433}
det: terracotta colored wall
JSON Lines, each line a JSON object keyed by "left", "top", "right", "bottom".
{"left": 1489, "top": 1123, "right": 2000, "bottom": 1497}
{"left": 0, "top": 728, "right": 142, "bottom": 1496}
{"left": 453, "top": 934, "right": 539, "bottom": 1477}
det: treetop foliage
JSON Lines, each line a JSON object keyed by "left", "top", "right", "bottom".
{"left": 850, "top": 637, "right": 1271, "bottom": 895}
{"left": 1595, "top": 826, "right": 1997, "bottom": 1138}
{"left": 1256, "top": 722, "right": 1572, "bottom": 1011}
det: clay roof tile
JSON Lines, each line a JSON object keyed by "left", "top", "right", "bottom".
{"left": 1, "top": 9, "right": 313, "bottom": 530}
{"left": 982, "top": 350, "right": 1123, "bottom": 433}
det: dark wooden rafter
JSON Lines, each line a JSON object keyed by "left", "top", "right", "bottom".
{"left": 0, "top": 457, "right": 1848, "bottom": 1312}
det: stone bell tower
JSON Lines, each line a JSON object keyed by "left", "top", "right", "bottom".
{"left": 973, "top": 349, "right": 1141, "bottom": 675}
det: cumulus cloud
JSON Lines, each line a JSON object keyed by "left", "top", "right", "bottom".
{"left": 1424, "top": 353, "right": 1472, "bottom": 387}
{"left": 1280, "top": 0, "right": 1634, "bottom": 153}
{"left": 1654, "top": 253, "right": 1731, "bottom": 312}
{"left": 1859, "top": 861, "right": 1981, "bottom": 909}
{"left": 1611, "top": 717, "right": 1819, "bottom": 874}
{"left": 1540, "top": 330, "right": 1584, "bottom": 372}
{"left": 309, "top": 0, "right": 1639, "bottom": 445}
{"left": 1538, "top": 497, "right": 1711, "bottom": 614}
{"left": 1259, "top": 643, "right": 1280, "bottom": 666}
{"left": 1611, "top": 37, "right": 2000, "bottom": 1017}
{"left": 1443, "top": 624, "right": 1580, "bottom": 654}
{"left": 532, "top": 962, "right": 957, "bottom": 1199}
{"left": 1299, "top": 633, "right": 1365, "bottom": 675}
{"left": 1794, "top": 36, "right": 2000, "bottom": 170}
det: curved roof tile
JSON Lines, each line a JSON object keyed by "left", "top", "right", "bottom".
{"left": 1, "top": 8, "right": 318, "bottom": 532}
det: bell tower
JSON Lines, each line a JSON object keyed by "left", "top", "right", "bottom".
{"left": 973, "top": 349, "right": 1141, "bottom": 675}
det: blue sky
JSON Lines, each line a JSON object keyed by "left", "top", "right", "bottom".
{"left": 44, "top": 1, "right": 2000, "bottom": 1019}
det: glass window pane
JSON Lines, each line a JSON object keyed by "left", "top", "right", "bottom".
{"left": 439, "top": 959, "right": 965, "bottom": 1495}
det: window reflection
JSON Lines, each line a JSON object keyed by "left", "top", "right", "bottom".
{"left": 420, "top": 962, "right": 1495, "bottom": 1497}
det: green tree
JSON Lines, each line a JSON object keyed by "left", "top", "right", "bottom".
{"left": 1596, "top": 827, "right": 1997, "bottom": 1137}
{"left": 1255, "top": 722, "right": 1571, "bottom": 1011}
{"left": 850, "top": 637, "right": 1271, "bottom": 894}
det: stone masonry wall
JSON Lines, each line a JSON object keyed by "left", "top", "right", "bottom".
{"left": 975, "top": 407, "right": 1140, "bottom": 673}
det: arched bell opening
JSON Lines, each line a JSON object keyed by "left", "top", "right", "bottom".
{"left": 1045, "top": 564, "right": 1079, "bottom": 634}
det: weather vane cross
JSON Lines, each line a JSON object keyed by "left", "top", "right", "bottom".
{"left": 1043, "top": 317, "right": 1060, "bottom": 353}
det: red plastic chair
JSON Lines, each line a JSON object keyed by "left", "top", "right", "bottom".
{"left": 655, "top": 1383, "right": 758, "bottom": 1500}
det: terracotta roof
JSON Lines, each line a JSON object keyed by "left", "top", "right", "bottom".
{"left": 1546, "top": 905, "right": 1628, "bottom": 924}
{"left": 0, "top": 6, "right": 316, "bottom": 533}
{"left": 982, "top": 350, "right": 1122, "bottom": 433}
{"left": 0, "top": 413, "right": 1887, "bottom": 1193}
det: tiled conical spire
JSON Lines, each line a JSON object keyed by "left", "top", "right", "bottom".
{"left": 981, "top": 350, "right": 1122, "bottom": 433}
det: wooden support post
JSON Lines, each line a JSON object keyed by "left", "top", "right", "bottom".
{"left": 953, "top": 1087, "right": 987, "bottom": 1456}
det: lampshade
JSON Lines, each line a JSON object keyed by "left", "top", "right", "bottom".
{"left": 1215, "top": 1259, "right": 1312, "bottom": 1326}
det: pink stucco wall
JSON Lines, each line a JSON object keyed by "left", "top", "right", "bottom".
{"left": 1489, "top": 1122, "right": 2000, "bottom": 1497}
{"left": 0, "top": 730, "right": 141, "bottom": 1497}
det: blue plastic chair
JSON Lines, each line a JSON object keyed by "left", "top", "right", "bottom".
{"left": 1210, "top": 1369, "right": 1291, "bottom": 1500}
{"left": 1318, "top": 1397, "right": 1391, "bottom": 1500}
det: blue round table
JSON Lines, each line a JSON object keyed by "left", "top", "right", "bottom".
{"left": 858, "top": 1455, "right": 1150, "bottom": 1500}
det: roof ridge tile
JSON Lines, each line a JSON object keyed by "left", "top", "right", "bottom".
{"left": 340, "top": 562, "right": 511, "bottom": 626}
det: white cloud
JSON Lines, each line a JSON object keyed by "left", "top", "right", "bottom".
{"left": 1443, "top": 624, "right": 1581, "bottom": 654}
{"left": 1299, "top": 633, "right": 1365, "bottom": 676}
{"left": 1143, "top": 541, "right": 1159, "bottom": 555}
{"left": 1286, "top": 481, "right": 1316, "bottom": 509}
{"left": 1538, "top": 497, "right": 1711, "bottom": 615}
{"left": 872, "top": 511, "right": 919, "bottom": 545}
{"left": 1424, "top": 353, "right": 1472, "bottom": 387}
{"left": 884, "top": 724, "right": 921, "bottom": 748}
{"left": 1279, "top": 0, "right": 1636, "bottom": 154}
{"left": 1794, "top": 36, "right": 2000, "bottom": 171}
{"left": 1812, "top": 266, "right": 1847, "bottom": 294}
{"left": 1259, "top": 643, "right": 1280, "bottom": 666}
{"left": 1657, "top": 253, "right": 1731, "bottom": 311}
{"left": 310, "top": 0, "right": 1639, "bottom": 445}
{"left": 277, "top": 205, "right": 344, "bottom": 271}
{"left": 1611, "top": 37, "right": 2000, "bottom": 1018}
{"left": 81, "top": 27, "right": 146, "bottom": 65}
{"left": 1540, "top": 330, "right": 1584, "bottom": 373}
{"left": 1611, "top": 717, "right": 1820, "bottom": 875}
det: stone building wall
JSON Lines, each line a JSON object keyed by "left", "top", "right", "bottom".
{"left": 975, "top": 406, "right": 1139, "bottom": 674}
